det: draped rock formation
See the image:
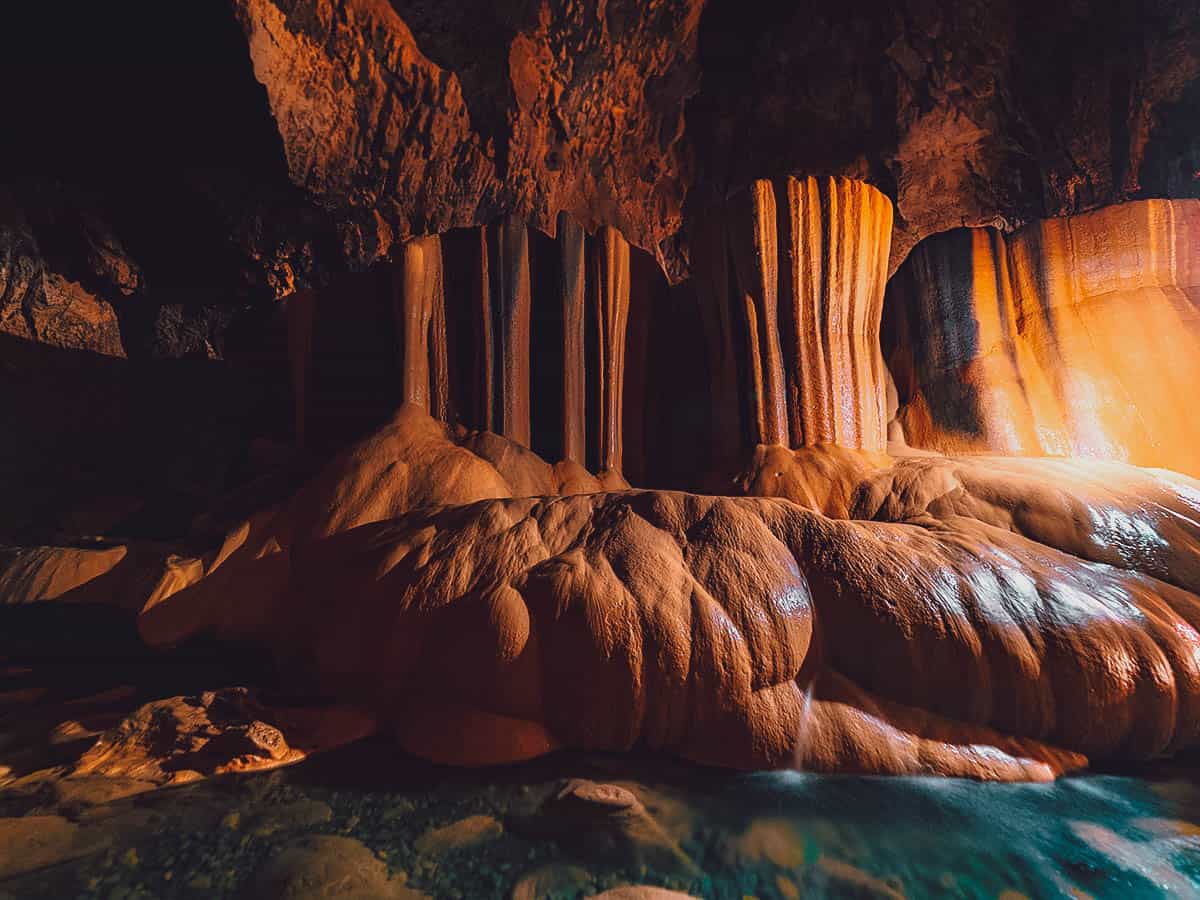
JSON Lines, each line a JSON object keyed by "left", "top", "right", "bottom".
{"left": 493, "top": 216, "right": 533, "bottom": 447}
{"left": 885, "top": 199, "right": 1200, "bottom": 476}
{"left": 285, "top": 217, "right": 636, "bottom": 481}
{"left": 592, "top": 226, "right": 631, "bottom": 475}
{"left": 4, "top": 0, "right": 1200, "bottom": 801}
{"left": 559, "top": 214, "right": 587, "bottom": 465}
{"left": 395, "top": 235, "right": 444, "bottom": 414}
{"left": 129, "top": 407, "right": 1200, "bottom": 781}
{"left": 710, "top": 176, "right": 894, "bottom": 455}
{"left": 778, "top": 177, "right": 893, "bottom": 451}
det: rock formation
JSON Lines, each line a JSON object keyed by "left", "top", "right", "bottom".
{"left": 117, "top": 404, "right": 1200, "bottom": 781}
{"left": 0, "top": 191, "right": 126, "bottom": 359}
{"left": 886, "top": 199, "right": 1200, "bottom": 475}
{"left": 1, "top": 0, "right": 1199, "bottom": 793}
{"left": 230, "top": 0, "right": 702, "bottom": 276}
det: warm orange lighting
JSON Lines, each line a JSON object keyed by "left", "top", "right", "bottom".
{"left": 890, "top": 199, "right": 1200, "bottom": 476}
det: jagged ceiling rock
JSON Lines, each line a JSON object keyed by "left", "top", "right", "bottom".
{"left": 691, "top": 0, "right": 1200, "bottom": 275}
{"left": 1, "top": 0, "right": 1195, "bottom": 303}
{"left": 0, "top": 189, "right": 128, "bottom": 359}
{"left": 232, "top": 0, "right": 702, "bottom": 278}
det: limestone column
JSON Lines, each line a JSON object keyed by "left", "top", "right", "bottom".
{"left": 494, "top": 215, "right": 532, "bottom": 447}
{"left": 425, "top": 236, "right": 450, "bottom": 422}
{"left": 592, "top": 225, "right": 630, "bottom": 473}
{"left": 395, "top": 236, "right": 437, "bottom": 412}
{"left": 779, "top": 176, "right": 892, "bottom": 451}
{"left": 730, "top": 180, "right": 789, "bottom": 447}
{"left": 474, "top": 225, "right": 495, "bottom": 432}
{"left": 559, "top": 212, "right": 587, "bottom": 464}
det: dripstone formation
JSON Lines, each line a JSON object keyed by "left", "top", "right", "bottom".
{"left": 1, "top": 0, "right": 1199, "bottom": 786}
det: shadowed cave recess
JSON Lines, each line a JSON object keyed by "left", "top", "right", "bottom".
{"left": 2, "top": 0, "right": 1200, "bottom": 897}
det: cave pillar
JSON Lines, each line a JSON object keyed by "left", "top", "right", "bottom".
{"left": 779, "top": 176, "right": 892, "bottom": 451}
{"left": 494, "top": 215, "right": 532, "bottom": 447}
{"left": 592, "top": 225, "right": 630, "bottom": 474}
{"left": 475, "top": 225, "right": 495, "bottom": 432}
{"left": 395, "top": 236, "right": 437, "bottom": 412}
{"left": 425, "top": 235, "right": 450, "bottom": 422}
{"left": 559, "top": 212, "right": 587, "bottom": 465}
{"left": 730, "top": 180, "right": 789, "bottom": 447}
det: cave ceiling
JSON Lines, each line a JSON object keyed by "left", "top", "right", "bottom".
{"left": 2, "top": 0, "right": 1197, "bottom": 347}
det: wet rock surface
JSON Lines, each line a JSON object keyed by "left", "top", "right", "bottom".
{"left": 1, "top": 731, "right": 1199, "bottom": 898}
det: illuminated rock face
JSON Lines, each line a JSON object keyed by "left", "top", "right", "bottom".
{"left": 703, "top": 176, "right": 894, "bottom": 453}
{"left": 0, "top": 197, "right": 126, "bottom": 359}
{"left": 287, "top": 218, "right": 634, "bottom": 481}
{"left": 231, "top": 0, "right": 701, "bottom": 276}
{"left": 886, "top": 199, "right": 1200, "bottom": 475}
{"left": 134, "top": 406, "right": 1200, "bottom": 781}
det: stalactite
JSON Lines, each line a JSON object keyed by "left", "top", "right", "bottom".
{"left": 493, "top": 215, "right": 533, "bottom": 447}
{"left": 475, "top": 225, "right": 495, "bottom": 433}
{"left": 425, "top": 235, "right": 450, "bottom": 422}
{"left": 286, "top": 287, "right": 317, "bottom": 447}
{"left": 779, "top": 176, "right": 892, "bottom": 452}
{"left": 730, "top": 180, "right": 789, "bottom": 447}
{"left": 395, "top": 236, "right": 437, "bottom": 412}
{"left": 558, "top": 212, "right": 587, "bottom": 465}
{"left": 592, "top": 225, "right": 630, "bottom": 474}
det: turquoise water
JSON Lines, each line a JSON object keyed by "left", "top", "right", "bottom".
{"left": 3, "top": 740, "right": 1199, "bottom": 899}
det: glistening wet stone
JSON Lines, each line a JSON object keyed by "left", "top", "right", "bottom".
{"left": 1, "top": 740, "right": 1198, "bottom": 898}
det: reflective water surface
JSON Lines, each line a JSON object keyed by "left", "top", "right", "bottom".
{"left": 2, "top": 739, "right": 1199, "bottom": 899}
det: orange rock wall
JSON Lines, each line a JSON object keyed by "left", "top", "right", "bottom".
{"left": 886, "top": 199, "right": 1200, "bottom": 475}
{"left": 705, "top": 176, "right": 894, "bottom": 453}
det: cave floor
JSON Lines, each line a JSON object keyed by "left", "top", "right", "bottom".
{"left": 3, "top": 727, "right": 1200, "bottom": 898}
{"left": 2, "top": 608, "right": 1200, "bottom": 899}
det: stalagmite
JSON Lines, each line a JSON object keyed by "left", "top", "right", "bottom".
{"left": 559, "top": 213, "right": 587, "bottom": 465}
{"left": 592, "top": 226, "right": 631, "bottom": 474}
{"left": 779, "top": 176, "right": 892, "bottom": 452}
{"left": 494, "top": 215, "right": 532, "bottom": 447}
{"left": 730, "top": 180, "right": 789, "bottom": 447}
{"left": 885, "top": 198, "right": 1200, "bottom": 476}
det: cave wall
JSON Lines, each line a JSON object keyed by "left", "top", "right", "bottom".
{"left": 885, "top": 198, "right": 1200, "bottom": 475}
{"left": 0, "top": 0, "right": 1197, "bottom": 539}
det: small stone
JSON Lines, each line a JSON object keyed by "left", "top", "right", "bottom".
{"left": 250, "top": 835, "right": 427, "bottom": 899}
{"left": 221, "top": 811, "right": 241, "bottom": 831}
{"left": 414, "top": 815, "right": 503, "bottom": 856}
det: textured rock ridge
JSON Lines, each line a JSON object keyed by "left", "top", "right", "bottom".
{"left": 125, "top": 407, "right": 1200, "bottom": 781}
{"left": 0, "top": 191, "right": 126, "bottom": 358}
{"left": 885, "top": 198, "right": 1200, "bottom": 475}
{"left": 231, "top": 0, "right": 702, "bottom": 274}
{"left": 693, "top": 0, "right": 1200, "bottom": 277}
